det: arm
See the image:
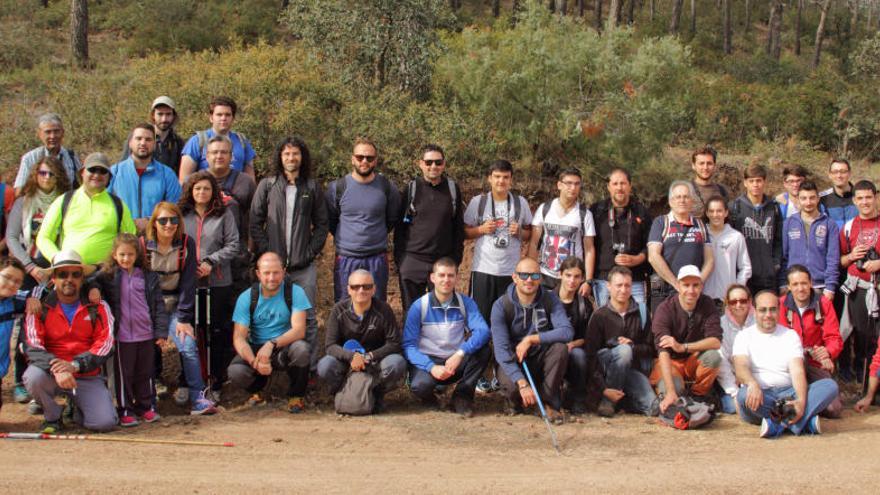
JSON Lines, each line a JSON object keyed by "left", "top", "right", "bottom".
{"left": 700, "top": 243, "right": 714, "bottom": 282}
{"left": 243, "top": 161, "right": 255, "bottom": 181}
{"left": 232, "top": 323, "right": 256, "bottom": 365}
{"left": 178, "top": 156, "right": 197, "bottom": 184}
{"left": 248, "top": 179, "right": 271, "bottom": 255}
{"left": 855, "top": 376, "right": 879, "bottom": 412}
{"left": 279, "top": 309, "right": 307, "bottom": 345}
{"left": 401, "top": 302, "right": 434, "bottom": 372}
{"left": 460, "top": 298, "right": 491, "bottom": 354}
{"left": 22, "top": 311, "right": 55, "bottom": 371}
{"left": 824, "top": 222, "right": 841, "bottom": 293}
{"left": 150, "top": 275, "right": 170, "bottom": 340}
{"left": 308, "top": 181, "right": 330, "bottom": 261}
{"left": 367, "top": 303, "right": 402, "bottom": 361}
{"left": 323, "top": 306, "right": 350, "bottom": 362}
{"left": 772, "top": 208, "right": 783, "bottom": 271}
{"left": 6, "top": 198, "right": 35, "bottom": 269}
{"left": 820, "top": 298, "right": 843, "bottom": 361}
{"left": 325, "top": 182, "right": 340, "bottom": 235}
{"left": 452, "top": 183, "right": 465, "bottom": 264}
{"left": 736, "top": 235, "right": 752, "bottom": 286}
{"left": 583, "top": 236, "right": 596, "bottom": 280}
{"left": 527, "top": 225, "right": 543, "bottom": 260}
{"left": 165, "top": 169, "right": 182, "bottom": 204}
{"left": 120, "top": 203, "right": 137, "bottom": 235}
{"left": 536, "top": 295, "right": 574, "bottom": 344}
{"left": 490, "top": 299, "right": 525, "bottom": 384}
{"left": 648, "top": 243, "right": 677, "bottom": 287}
{"left": 203, "top": 211, "right": 241, "bottom": 266}
{"left": 788, "top": 357, "right": 808, "bottom": 424}
{"left": 733, "top": 354, "right": 762, "bottom": 411}
{"left": 656, "top": 351, "right": 679, "bottom": 407}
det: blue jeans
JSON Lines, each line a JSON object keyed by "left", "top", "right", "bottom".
{"left": 735, "top": 378, "right": 839, "bottom": 435}
{"left": 168, "top": 315, "right": 205, "bottom": 403}
{"left": 593, "top": 280, "right": 647, "bottom": 312}
{"left": 565, "top": 347, "right": 588, "bottom": 405}
{"left": 597, "top": 345, "right": 657, "bottom": 415}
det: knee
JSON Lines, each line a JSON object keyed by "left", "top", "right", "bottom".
{"left": 287, "top": 341, "right": 310, "bottom": 367}
{"left": 612, "top": 344, "right": 634, "bottom": 366}
{"left": 316, "top": 355, "right": 344, "bottom": 380}
{"left": 227, "top": 362, "right": 253, "bottom": 388}
{"left": 84, "top": 415, "right": 118, "bottom": 433}
{"left": 409, "top": 370, "right": 434, "bottom": 397}
{"left": 381, "top": 354, "right": 407, "bottom": 379}
{"left": 568, "top": 348, "right": 587, "bottom": 370}
{"left": 22, "top": 366, "right": 50, "bottom": 390}
{"left": 698, "top": 349, "right": 722, "bottom": 369}
{"left": 547, "top": 342, "right": 569, "bottom": 361}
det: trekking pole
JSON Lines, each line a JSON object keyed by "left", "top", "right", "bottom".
{"left": 522, "top": 361, "right": 561, "bottom": 456}
{"left": 0, "top": 432, "right": 233, "bottom": 447}
{"left": 206, "top": 287, "right": 212, "bottom": 390}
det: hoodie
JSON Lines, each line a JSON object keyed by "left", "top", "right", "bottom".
{"left": 728, "top": 194, "right": 783, "bottom": 290}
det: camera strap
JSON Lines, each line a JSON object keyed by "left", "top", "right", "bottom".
{"left": 609, "top": 205, "right": 633, "bottom": 253}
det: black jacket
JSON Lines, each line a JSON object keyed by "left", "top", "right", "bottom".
{"left": 728, "top": 194, "right": 782, "bottom": 290}
{"left": 95, "top": 268, "right": 169, "bottom": 340}
{"left": 324, "top": 297, "right": 401, "bottom": 363}
{"left": 589, "top": 198, "right": 653, "bottom": 281}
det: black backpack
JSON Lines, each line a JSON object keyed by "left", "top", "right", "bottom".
{"left": 55, "top": 189, "right": 124, "bottom": 244}
{"left": 248, "top": 281, "right": 295, "bottom": 324}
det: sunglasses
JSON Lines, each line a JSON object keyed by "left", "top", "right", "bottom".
{"left": 54, "top": 270, "right": 84, "bottom": 280}
{"left": 86, "top": 166, "right": 110, "bottom": 175}
{"left": 349, "top": 284, "right": 374, "bottom": 291}
{"left": 37, "top": 170, "right": 56, "bottom": 178}
{"left": 423, "top": 159, "right": 444, "bottom": 167}
{"left": 727, "top": 298, "right": 749, "bottom": 306}
{"left": 156, "top": 217, "right": 180, "bottom": 226}
{"left": 516, "top": 272, "right": 542, "bottom": 281}
{"left": 354, "top": 155, "right": 376, "bottom": 163}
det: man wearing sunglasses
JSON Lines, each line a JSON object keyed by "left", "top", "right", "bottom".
{"left": 325, "top": 137, "right": 401, "bottom": 302}
{"left": 36, "top": 153, "right": 136, "bottom": 267}
{"left": 318, "top": 269, "right": 406, "bottom": 414}
{"left": 23, "top": 250, "right": 117, "bottom": 433}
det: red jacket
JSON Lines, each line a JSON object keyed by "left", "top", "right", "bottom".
{"left": 778, "top": 293, "right": 842, "bottom": 369}
{"left": 24, "top": 297, "right": 114, "bottom": 377}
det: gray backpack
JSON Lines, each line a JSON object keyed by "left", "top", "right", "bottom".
{"left": 334, "top": 369, "right": 379, "bottom": 415}
{"left": 659, "top": 397, "right": 715, "bottom": 430}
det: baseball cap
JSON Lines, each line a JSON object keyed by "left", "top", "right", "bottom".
{"left": 676, "top": 265, "right": 702, "bottom": 281}
{"left": 151, "top": 96, "right": 176, "bottom": 111}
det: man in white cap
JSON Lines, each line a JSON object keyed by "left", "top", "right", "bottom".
{"left": 121, "top": 96, "right": 185, "bottom": 175}
{"left": 23, "top": 250, "right": 117, "bottom": 433}
{"left": 649, "top": 264, "right": 723, "bottom": 413}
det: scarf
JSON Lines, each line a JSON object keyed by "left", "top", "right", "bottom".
{"left": 22, "top": 189, "right": 60, "bottom": 255}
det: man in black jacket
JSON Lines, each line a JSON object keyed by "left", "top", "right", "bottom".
{"left": 120, "top": 96, "right": 185, "bottom": 176}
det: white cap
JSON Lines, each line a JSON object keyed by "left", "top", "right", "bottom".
{"left": 151, "top": 96, "right": 176, "bottom": 111}
{"left": 676, "top": 265, "right": 702, "bottom": 281}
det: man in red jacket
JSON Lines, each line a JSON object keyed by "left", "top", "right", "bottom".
{"left": 778, "top": 264, "right": 844, "bottom": 417}
{"left": 23, "top": 250, "right": 117, "bottom": 433}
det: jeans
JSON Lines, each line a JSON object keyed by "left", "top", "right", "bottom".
{"left": 409, "top": 346, "right": 491, "bottom": 402}
{"left": 597, "top": 345, "right": 657, "bottom": 415}
{"left": 168, "top": 315, "right": 205, "bottom": 403}
{"left": 565, "top": 347, "right": 588, "bottom": 406}
{"left": 316, "top": 353, "right": 407, "bottom": 397}
{"left": 593, "top": 280, "right": 648, "bottom": 309}
{"left": 735, "top": 378, "right": 839, "bottom": 435}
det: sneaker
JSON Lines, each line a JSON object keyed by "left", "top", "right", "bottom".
{"left": 287, "top": 396, "right": 305, "bottom": 414}
{"left": 27, "top": 399, "right": 43, "bottom": 415}
{"left": 759, "top": 418, "right": 784, "bottom": 439}
{"left": 545, "top": 407, "right": 564, "bottom": 425}
{"left": 174, "top": 387, "right": 190, "bottom": 407}
{"left": 805, "top": 416, "right": 821, "bottom": 435}
{"left": 452, "top": 396, "right": 474, "bottom": 418}
{"left": 142, "top": 410, "right": 161, "bottom": 423}
{"left": 190, "top": 394, "right": 219, "bottom": 416}
{"left": 206, "top": 388, "right": 222, "bottom": 404}
{"left": 39, "top": 420, "right": 62, "bottom": 434}
{"left": 597, "top": 399, "right": 616, "bottom": 418}
{"left": 476, "top": 377, "right": 493, "bottom": 394}
{"left": 246, "top": 393, "right": 266, "bottom": 407}
{"left": 13, "top": 385, "right": 30, "bottom": 404}
{"left": 119, "top": 415, "right": 140, "bottom": 427}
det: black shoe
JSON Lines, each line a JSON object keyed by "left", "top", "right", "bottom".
{"left": 570, "top": 402, "right": 587, "bottom": 416}
{"left": 505, "top": 399, "right": 525, "bottom": 416}
{"left": 597, "top": 399, "right": 616, "bottom": 418}
{"left": 452, "top": 396, "right": 474, "bottom": 418}
{"left": 420, "top": 394, "right": 441, "bottom": 411}
{"left": 373, "top": 395, "right": 387, "bottom": 414}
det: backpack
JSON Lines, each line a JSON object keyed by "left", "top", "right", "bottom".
{"left": 55, "top": 189, "right": 124, "bottom": 245}
{"left": 536, "top": 200, "right": 589, "bottom": 251}
{"left": 40, "top": 294, "right": 102, "bottom": 332}
{"left": 476, "top": 192, "right": 523, "bottom": 225}
{"left": 659, "top": 396, "right": 715, "bottom": 430}
{"left": 420, "top": 292, "right": 468, "bottom": 327}
{"left": 334, "top": 367, "right": 379, "bottom": 415}
{"left": 249, "top": 281, "right": 294, "bottom": 324}
{"left": 404, "top": 177, "right": 458, "bottom": 221}
{"left": 196, "top": 130, "right": 251, "bottom": 165}
{"left": 218, "top": 169, "right": 241, "bottom": 208}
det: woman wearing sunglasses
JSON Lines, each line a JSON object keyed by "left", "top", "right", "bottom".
{"left": 717, "top": 284, "right": 755, "bottom": 414}
{"left": 143, "top": 201, "right": 217, "bottom": 415}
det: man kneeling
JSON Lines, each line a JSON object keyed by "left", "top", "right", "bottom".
{"left": 228, "top": 252, "right": 311, "bottom": 413}
{"left": 733, "top": 290, "right": 839, "bottom": 438}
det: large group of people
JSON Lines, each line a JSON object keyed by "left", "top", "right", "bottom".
{"left": 1, "top": 95, "right": 879, "bottom": 441}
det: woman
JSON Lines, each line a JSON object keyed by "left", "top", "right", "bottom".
{"left": 5, "top": 156, "right": 71, "bottom": 405}
{"left": 703, "top": 196, "right": 752, "bottom": 307}
{"left": 179, "top": 172, "right": 240, "bottom": 402}
{"left": 144, "top": 201, "right": 217, "bottom": 415}
{"left": 717, "top": 284, "right": 755, "bottom": 415}
{"left": 555, "top": 256, "right": 592, "bottom": 414}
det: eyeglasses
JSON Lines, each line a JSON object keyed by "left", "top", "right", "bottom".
{"left": 560, "top": 181, "right": 581, "bottom": 188}
{"left": 756, "top": 306, "right": 778, "bottom": 313}
{"left": 54, "top": 270, "right": 83, "bottom": 280}
{"left": 784, "top": 178, "right": 804, "bottom": 185}
{"left": 156, "top": 217, "right": 180, "bottom": 226}
{"left": 86, "top": 167, "right": 110, "bottom": 175}
{"left": 354, "top": 155, "right": 376, "bottom": 163}
{"left": 423, "top": 159, "right": 444, "bottom": 167}
{"left": 37, "top": 170, "right": 56, "bottom": 178}
{"left": 349, "top": 284, "right": 374, "bottom": 291}
{"left": 727, "top": 298, "right": 750, "bottom": 306}
{"left": 516, "top": 272, "right": 542, "bottom": 281}
{"left": 829, "top": 169, "right": 849, "bottom": 175}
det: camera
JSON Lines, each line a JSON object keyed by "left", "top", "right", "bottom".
{"left": 494, "top": 237, "right": 509, "bottom": 249}
{"left": 856, "top": 247, "right": 879, "bottom": 271}
{"left": 770, "top": 397, "right": 797, "bottom": 423}
{"left": 612, "top": 242, "right": 626, "bottom": 254}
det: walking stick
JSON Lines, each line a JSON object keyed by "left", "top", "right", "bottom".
{"left": 522, "top": 361, "right": 561, "bottom": 456}
{"left": 0, "top": 432, "right": 233, "bottom": 447}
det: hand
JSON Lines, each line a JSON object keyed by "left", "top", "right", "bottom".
{"left": 430, "top": 364, "right": 453, "bottom": 381}
{"left": 155, "top": 338, "right": 166, "bottom": 347}
{"left": 254, "top": 342, "right": 274, "bottom": 366}
{"left": 617, "top": 336, "right": 633, "bottom": 346}
{"left": 578, "top": 281, "right": 592, "bottom": 297}
{"left": 822, "top": 289, "right": 834, "bottom": 301}
{"left": 850, "top": 244, "right": 870, "bottom": 262}
{"left": 519, "top": 383, "right": 537, "bottom": 407}
{"left": 820, "top": 358, "right": 835, "bottom": 373}
{"left": 787, "top": 399, "right": 805, "bottom": 426}
{"left": 659, "top": 391, "right": 678, "bottom": 413}
{"left": 603, "top": 388, "right": 625, "bottom": 403}
{"left": 175, "top": 322, "right": 195, "bottom": 341}
{"left": 25, "top": 297, "right": 42, "bottom": 315}
{"left": 658, "top": 335, "right": 684, "bottom": 353}
{"left": 197, "top": 261, "right": 212, "bottom": 278}
{"left": 745, "top": 382, "right": 763, "bottom": 412}
{"left": 614, "top": 254, "right": 635, "bottom": 267}
{"left": 810, "top": 346, "right": 830, "bottom": 362}
{"left": 30, "top": 267, "right": 46, "bottom": 284}
{"left": 479, "top": 219, "right": 495, "bottom": 236}
{"left": 444, "top": 352, "right": 463, "bottom": 375}
{"left": 515, "top": 338, "right": 534, "bottom": 363}
{"left": 865, "top": 260, "right": 880, "bottom": 273}
{"left": 255, "top": 360, "right": 272, "bottom": 376}
{"left": 88, "top": 287, "right": 101, "bottom": 305}
{"left": 672, "top": 280, "right": 682, "bottom": 293}
{"left": 566, "top": 341, "right": 579, "bottom": 352}
{"left": 54, "top": 371, "right": 77, "bottom": 390}
{"left": 350, "top": 353, "right": 366, "bottom": 372}
{"left": 855, "top": 396, "right": 873, "bottom": 413}
{"left": 508, "top": 222, "right": 519, "bottom": 237}
{"left": 50, "top": 358, "right": 76, "bottom": 375}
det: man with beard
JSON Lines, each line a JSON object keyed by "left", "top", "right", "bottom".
{"left": 14, "top": 113, "right": 82, "bottom": 195}
{"left": 109, "top": 123, "right": 181, "bottom": 232}
{"left": 689, "top": 145, "right": 728, "bottom": 218}
{"left": 121, "top": 96, "right": 185, "bottom": 175}
{"left": 325, "top": 138, "right": 401, "bottom": 302}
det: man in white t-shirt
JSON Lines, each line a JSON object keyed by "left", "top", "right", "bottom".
{"left": 733, "top": 290, "right": 839, "bottom": 438}
{"left": 528, "top": 168, "right": 596, "bottom": 291}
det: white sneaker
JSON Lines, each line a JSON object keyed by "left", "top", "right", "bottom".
{"left": 174, "top": 387, "right": 189, "bottom": 407}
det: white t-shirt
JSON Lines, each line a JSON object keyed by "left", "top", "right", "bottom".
{"left": 464, "top": 193, "right": 533, "bottom": 277}
{"left": 531, "top": 198, "right": 596, "bottom": 279}
{"left": 732, "top": 324, "right": 804, "bottom": 389}
{"left": 284, "top": 183, "right": 298, "bottom": 253}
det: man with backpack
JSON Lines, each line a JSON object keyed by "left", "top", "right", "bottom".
{"left": 403, "top": 258, "right": 491, "bottom": 417}
{"left": 120, "top": 96, "right": 185, "bottom": 176}
{"left": 325, "top": 137, "right": 401, "bottom": 302}
{"left": 227, "top": 252, "right": 311, "bottom": 414}
{"left": 178, "top": 96, "right": 256, "bottom": 183}
{"left": 490, "top": 257, "right": 573, "bottom": 423}
{"left": 394, "top": 144, "right": 465, "bottom": 311}
{"left": 36, "top": 153, "right": 136, "bottom": 267}
{"left": 204, "top": 134, "right": 256, "bottom": 249}
{"left": 14, "top": 113, "right": 82, "bottom": 196}
{"left": 690, "top": 145, "right": 729, "bottom": 218}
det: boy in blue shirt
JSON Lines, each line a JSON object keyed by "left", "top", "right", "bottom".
{"left": 0, "top": 257, "right": 27, "bottom": 415}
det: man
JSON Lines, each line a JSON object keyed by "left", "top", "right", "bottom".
{"left": 733, "top": 290, "right": 839, "bottom": 438}
{"left": 23, "top": 250, "right": 116, "bottom": 433}
{"left": 204, "top": 134, "right": 256, "bottom": 245}
{"left": 121, "top": 96, "right": 185, "bottom": 175}
{"left": 778, "top": 265, "right": 844, "bottom": 417}
{"left": 490, "top": 257, "right": 573, "bottom": 423}
{"left": 585, "top": 266, "right": 657, "bottom": 417}
{"left": 690, "top": 145, "right": 729, "bottom": 217}
{"left": 36, "top": 153, "right": 136, "bottom": 267}
{"left": 317, "top": 270, "right": 406, "bottom": 413}
{"left": 179, "top": 96, "right": 256, "bottom": 182}
{"left": 14, "top": 113, "right": 82, "bottom": 195}
{"left": 325, "top": 138, "right": 401, "bottom": 302}
{"left": 839, "top": 180, "right": 880, "bottom": 386}
{"left": 647, "top": 181, "right": 714, "bottom": 309}
{"left": 780, "top": 181, "right": 839, "bottom": 298}
{"left": 395, "top": 144, "right": 465, "bottom": 311}
{"left": 528, "top": 168, "right": 596, "bottom": 290}
{"left": 227, "top": 252, "right": 311, "bottom": 413}
{"left": 775, "top": 164, "right": 808, "bottom": 219}
{"left": 650, "top": 265, "right": 722, "bottom": 413}
{"left": 589, "top": 167, "right": 652, "bottom": 307}
{"left": 403, "top": 258, "right": 491, "bottom": 417}
{"left": 820, "top": 158, "right": 858, "bottom": 229}
{"left": 108, "top": 123, "right": 181, "bottom": 231}
{"left": 728, "top": 164, "right": 783, "bottom": 294}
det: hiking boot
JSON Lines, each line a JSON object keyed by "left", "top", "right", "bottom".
{"left": 597, "top": 399, "right": 616, "bottom": 418}
{"left": 452, "top": 396, "right": 475, "bottom": 418}
{"left": 190, "top": 391, "right": 219, "bottom": 416}
{"left": 142, "top": 410, "right": 161, "bottom": 423}
{"left": 39, "top": 420, "right": 62, "bottom": 434}
{"left": 174, "top": 387, "right": 190, "bottom": 407}
{"left": 545, "top": 407, "right": 564, "bottom": 425}
{"left": 27, "top": 399, "right": 43, "bottom": 415}
{"left": 420, "top": 393, "right": 442, "bottom": 411}
{"left": 372, "top": 397, "right": 387, "bottom": 415}
{"left": 805, "top": 416, "right": 821, "bottom": 435}
{"left": 119, "top": 415, "right": 140, "bottom": 427}
{"left": 505, "top": 399, "right": 525, "bottom": 416}
{"left": 476, "top": 377, "right": 494, "bottom": 394}
{"left": 13, "top": 385, "right": 30, "bottom": 404}
{"left": 759, "top": 418, "right": 784, "bottom": 439}
{"left": 287, "top": 396, "right": 305, "bottom": 414}
{"left": 570, "top": 402, "right": 587, "bottom": 416}
{"left": 246, "top": 392, "right": 266, "bottom": 407}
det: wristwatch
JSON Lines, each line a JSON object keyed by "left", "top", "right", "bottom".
{"left": 269, "top": 338, "right": 278, "bottom": 348}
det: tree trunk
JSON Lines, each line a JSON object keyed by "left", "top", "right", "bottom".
{"left": 690, "top": 0, "right": 696, "bottom": 34}
{"left": 813, "top": 0, "right": 833, "bottom": 69}
{"left": 281, "top": 0, "right": 289, "bottom": 9}
{"left": 595, "top": 0, "right": 604, "bottom": 29}
{"left": 650, "top": 0, "right": 655, "bottom": 22}
{"left": 557, "top": 0, "right": 568, "bottom": 15}
{"left": 627, "top": 0, "right": 636, "bottom": 24}
{"left": 70, "top": 0, "right": 88, "bottom": 69}
{"left": 670, "top": 0, "right": 684, "bottom": 33}
{"left": 850, "top": 0, "right": 860, "bottom": 34}
{"left": 579, "top": 0, "right": 586, "bottom": 17}
{"left": 608, "top": 0, "right": 621, "bottom": 27}
{"left": 493, "top": 0, "right": 501, "bottom": 17}
{"left": 767, "top": 1, "right": 783, "bottom": 60}
{"left": 794, "top": 0, "right": 802, "bottom": 55}
{"left": 744, "top": 0, "right": 751, "bottom": 34}
{"left": 722, "top": 0, "right": 732, "bottom": 54}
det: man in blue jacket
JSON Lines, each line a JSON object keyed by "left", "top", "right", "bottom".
{"left": 780, "top": 181, "right": 840, "bottom": 299}
{"left": 490, "top": 257, "right": 573, "bottom": 423}
{"left": 109, "top": 123, "right": 181, "bottom": 231}
{"left": 403, "top": 257, "right": 491, "bottom": 417}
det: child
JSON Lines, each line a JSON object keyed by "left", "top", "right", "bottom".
{"left": 97, "top": 233, "right": 168, "bottom": 426}
{"left": 0, "top": 257, "right": 28, "bottom": 415}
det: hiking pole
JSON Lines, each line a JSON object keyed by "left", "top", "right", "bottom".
{"left": 522, "top": 361, "right": 561, "bottom": 456}
{"left": 0, "top": 432, "right": 233, "bottom": 447}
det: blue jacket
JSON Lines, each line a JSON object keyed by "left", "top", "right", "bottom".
{"left": 0, "top": 290, "right": 28, "bottom": 377}
{"left": 402, "top": 291, "right": 490, "bottom": 372}
{"left": 819, "top": 187, "right": 858, "bottom": 229}
{"left": 780, "top": 212, "right": 840, "bottom": 291}
{"left": 108, "top": 158, "right": 181, "bottom": 219}
{"left": 490, "top": 284, "right": 573, "bottom": 384}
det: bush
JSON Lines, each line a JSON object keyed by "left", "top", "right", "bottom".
{"left": 0, "top": 20, "right": 51, "bottom": 70}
